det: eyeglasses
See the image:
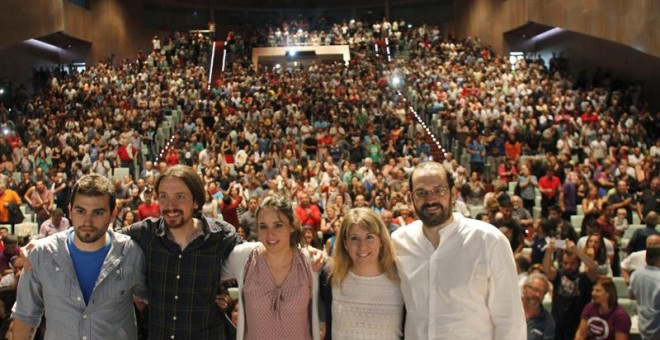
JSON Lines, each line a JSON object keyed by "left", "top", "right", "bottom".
{"left": 412, "top": 186, "right": 449, "bottom": 199}
{"left": 525, "top": 284, "right": 547, "bottom": 295}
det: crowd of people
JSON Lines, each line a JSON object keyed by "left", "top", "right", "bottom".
{"left": 251, "top": 17, "right": 440, "bottom": 53}
{"left": 0, "top": 13, "right": 657, "bottom": 339}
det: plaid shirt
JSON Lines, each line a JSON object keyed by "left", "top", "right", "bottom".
{"left": 124, "top": 217, "right": 239, "bottom": 339}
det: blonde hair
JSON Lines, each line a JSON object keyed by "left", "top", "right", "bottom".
{"left": 329, "top": 208, "right": 398, "bottom": 287}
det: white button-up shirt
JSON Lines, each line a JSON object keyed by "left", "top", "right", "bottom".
{"left": 392, "top": 213, "right": 525, "bottom": 339}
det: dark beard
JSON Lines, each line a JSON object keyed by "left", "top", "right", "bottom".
{"left": 415, "top": 202, "right": 451, "bottom": 228}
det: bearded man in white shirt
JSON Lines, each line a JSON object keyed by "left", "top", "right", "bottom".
{"left": 392, "top": 162, "right": 525, "bottom": 339}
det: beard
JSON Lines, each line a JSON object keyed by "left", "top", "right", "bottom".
{"left": 414, "top": 201, "right": 452, "bottom": 228}
{"left": 162, "top": 209, "right": 191, "bottom": 229}
{"left": 75, "top": 225, "right": 107, "bottom": 244}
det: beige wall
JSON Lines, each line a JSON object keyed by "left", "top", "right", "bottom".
{"left": 0, "top": 0, "right": 155, "bottom": 64}
{"left": 63, "top": 1, "right": 93, "bottom": 43}
{"left": 454, "top": 0, "right": 660, "bottom": 59}
{"left": 88, "top": 0, "right": 154, "bottom": 64}
{"left": 0, "top": 0, "right": 65, "bottom": 46}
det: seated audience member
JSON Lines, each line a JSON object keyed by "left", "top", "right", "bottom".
{"left": 629, "top": 245, "right": 660, "bottom": 340}
{"left": 577, "top": 220, "right": 615, "bottom": 259}
{"left": 575, "top": 277, "right": 631, "bottom": 340}
{"left": 0, "top": 235, "right": 21, "bottom": 275}
{"left": 451, "top": 192, "right": 471, "bottom": 217}
{"left": 515, "top": 253, "right": 532, "bottom": 291}
{"left": 511, "top": 195, "right": 533, "bottom": 227}
{"left": 391, "top": 203, "right": 415, "bottom": 227}
{"left": 621, "top": 234, "right": 660, "bottom": 285}
{"left": 38, "top": 208, "right": 70, "bottom": 238}
{"left": 302, "top": 225, "right": 324, "bottom": 250}
{"left": 522, "top": 273, "right": 555, "bottom": 340}
{"left": 0, "top": 256, "right": 23, "bottom": 288}
{"left": 612, "top": 207, "right": 629, "bottom": 237}
{"left": 581, "top": 233, "right": 613, "bottom": 276}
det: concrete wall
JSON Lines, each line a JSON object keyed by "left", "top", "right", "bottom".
{"left": 454, "top": 0, "right": 660, "bottom": 59}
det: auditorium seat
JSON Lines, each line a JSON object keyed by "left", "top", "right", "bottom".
{"left": 571, "top": 215, "right": 584, "bottom": 229}
{"left": 613, "top": 276, "right": 629, "bottom": 298}
{"left": 112, "top": 167, "right": 130, "bottom": 181}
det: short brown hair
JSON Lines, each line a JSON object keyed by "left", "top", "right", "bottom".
{"left": 70, "top": 173, "right": 116, "bottom": 212}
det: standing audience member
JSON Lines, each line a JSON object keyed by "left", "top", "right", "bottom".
{"left": 24, "top": 180, "right": 53, "bottom": 226}
{"left": 626, "top": 212, "right": 660, "bottom": 254}
{"left": 539, "top": 168, "right": 561, "bottom": 218}
{"left": 575, "top": 277, "right": 631, "bottom": 340}
{"left": 621, "top": 234, "right": 660, "bottom": 285}
{"left": 392, "top": 162, "right": 525, "bottom": 339}
{"left": 12, "top": 173, "right": 147, "bottom": 339}
{"left": 323, "top": 208, "right": 403, "bottom": 339}
{"left": 0, "top": 181, "right": 22, "bottom": 228}
{"left": 50, "top": 172, "right": 71, "bottom": 218}
{"left": 629, "top": 245, "right": 660, "bottom": 339}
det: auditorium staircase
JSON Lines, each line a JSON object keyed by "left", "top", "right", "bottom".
{"left": 402, "top": 93, "right": 446, "bottom": 162}
{"left": 209, "top": 40, "right": 226, "bottom": 88}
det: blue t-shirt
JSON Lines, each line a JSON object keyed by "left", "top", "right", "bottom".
{"left": 67, "top": 232, "right": 112, "bottom": 305}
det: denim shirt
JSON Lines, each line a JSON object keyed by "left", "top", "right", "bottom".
{"left": 12, "top": 229, "right": 147, "bottom": 340}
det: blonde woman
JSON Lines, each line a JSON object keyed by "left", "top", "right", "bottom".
{"left": 322, "top": 208, "right": 403, "bottom": 339}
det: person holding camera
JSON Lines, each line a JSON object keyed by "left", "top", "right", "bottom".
{"left": 542, "top": 237, "right": 598, "bottom": 340}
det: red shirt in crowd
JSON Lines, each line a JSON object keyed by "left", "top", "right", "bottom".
{"left": 294, "top": 203, "right": 322, "bottom": 232}
{"left": 138, "top": 201, "right": 161, "bottom": 221}
{"left": 165, "top": 150, "right": 179, "bottom": 166}
{"left": 219, "top": 196, "right": 242, "bottom": 227}
{"left": 539, "top": 174, "right": 562, "bottom": 198}
{"left": 117, "top": 144, "right": 138, "bottom": 164}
